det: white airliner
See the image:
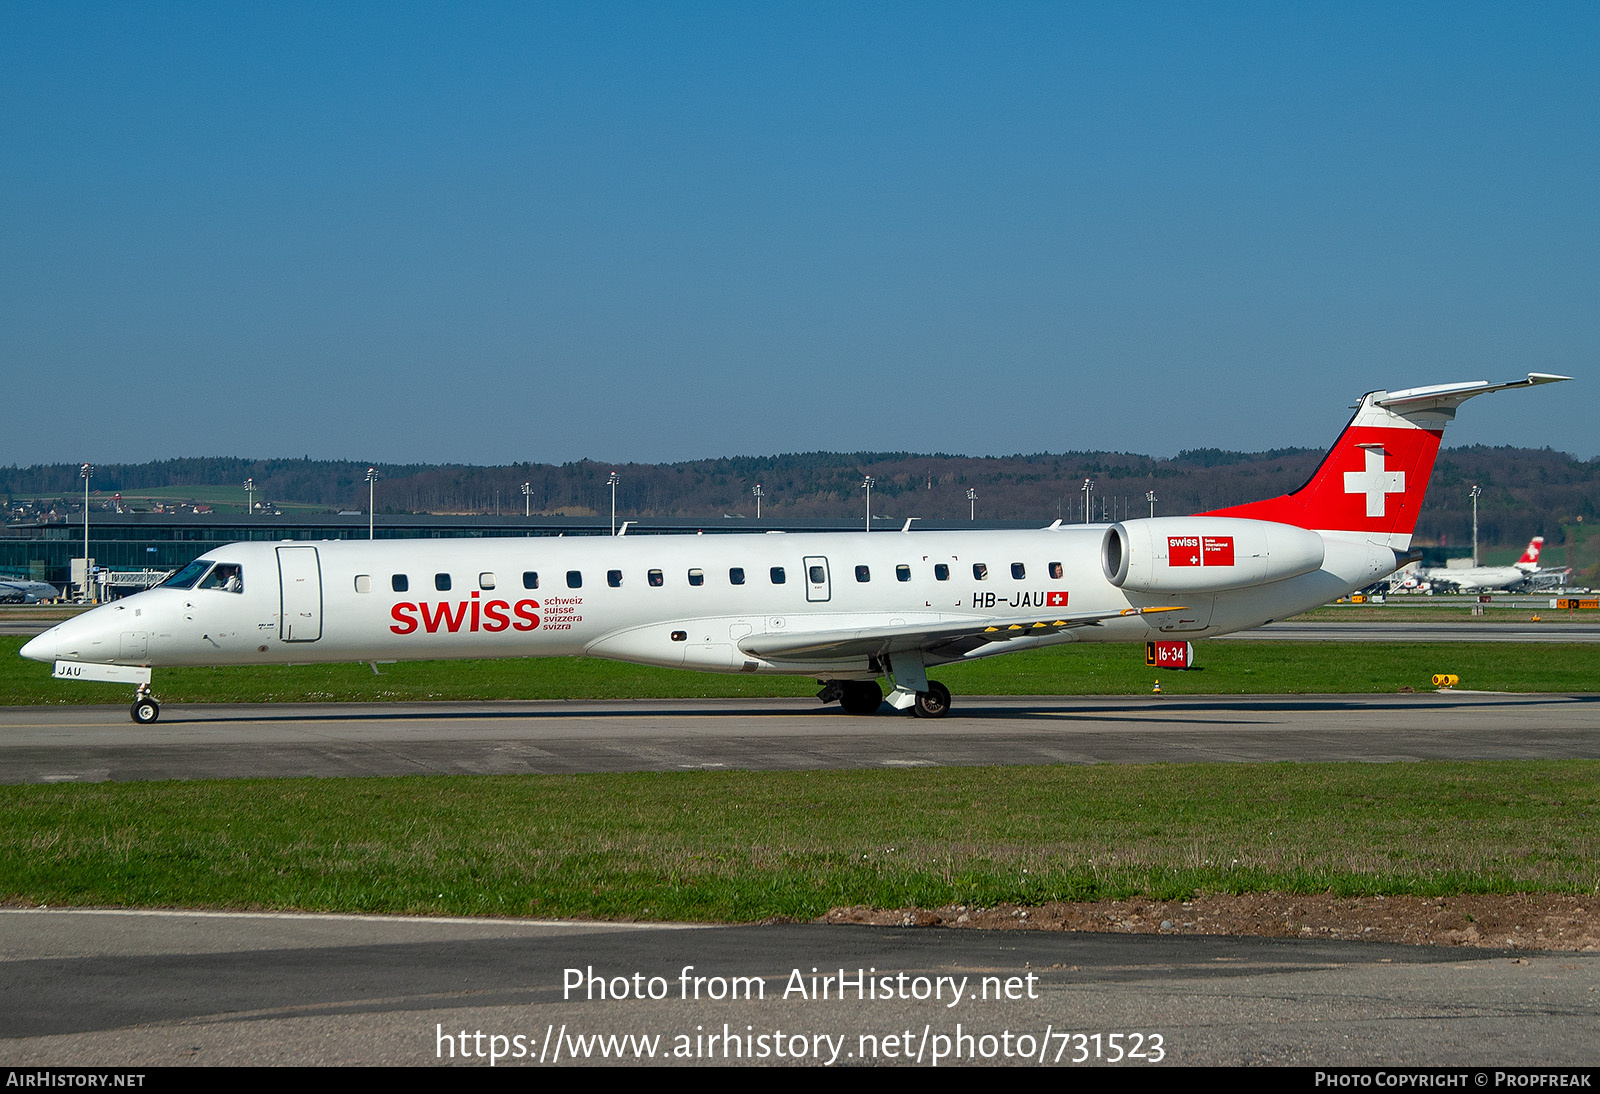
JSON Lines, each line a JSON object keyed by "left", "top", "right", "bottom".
{"left": 0, "top": 578, "right": 59, "bottom": 604}
{"left": 1402, "top": 537, "right": 1547, "bottom": 592}
{"left": 21, "top": 373, "right": 1570, "bottom": 724}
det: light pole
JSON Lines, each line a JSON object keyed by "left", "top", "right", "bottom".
{"left": 522, "top": 482, "right": 532, "bottom": 517}
{"left": 607, "top": 472, "right": 620, "bottom": 536}
{"left": 752, "top": 483, "right": 763, "bottom": 519}
{"left": 1082, "top": 478, "right": 1094, "bottom": 524}
{"left": 80, "top": 463, "right": 92, "bottom": 601}
{"left": 862, "top": 476, "right": 874, "bottom": 532}
{"left": 1146, "top": 490, "right": 1157, "bottom": 518}
{"left": 244, "top": 477, "right": 255, "bottom": 515}
{"left": 365, "top": 467, "right": 378, "bottom": 541}
{"left": 967, "top": 487, "right": 977, "bottom": 521}
{"left": 1470, "top": 484, "right": 1482, "bottom": 566}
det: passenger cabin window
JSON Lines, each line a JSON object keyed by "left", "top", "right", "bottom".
{"left": 855, "top": 565, "right": 870, "bottom": 582}
{"left": 392, "top": 574, "right": 409, "bottom": 593}
{"left": 354, "top": 575, "right": 372, "bottom": 594}
{"left": 566, "top": 571, "right": 582, "bottom": 589}
{"left": 808, "top": 565, "right": 826, "bottom": 584}
{"left": 729, "top": 567, "right": 745, "bottom": 585}
{"left": 199, "top": 563, "right": 244, "bottom": 593}
{"left": 608, "top": 569, "right": 623, "bottom": 588}
{"left": 770, "top": 567, "right": 786, "bottom": 584}
{"left": 522, "top": 572, "right": 539, "bottom": 589}
{"left": 895, "top": 564, "right": 911, "bottom": 582}
{"left": 479, "top": 572, "right": 496, "bottom": 590}
{"left": 648, "top": 569, "right": 664, "bottom": 587}
{"left": 934, "top": 564, "right": 949, "bottom": 581}
{"left": 688, "top": 568, "right": 705, "bottom": 587}
{"left": 435, "top": 573, "right": 451, "bottom": 592}
{"left": 973, "top": 563, "right": 988, "bottom": 580}
{"left": 1011, "top": 563, "right": 1026, "bottom": 580}
{"left": 1049, "top": 561, "right": 1064, "bottom": 579}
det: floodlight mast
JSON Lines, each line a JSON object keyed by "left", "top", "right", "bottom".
{"left": 80, "top": 464, "right": 92, "bottom": 601}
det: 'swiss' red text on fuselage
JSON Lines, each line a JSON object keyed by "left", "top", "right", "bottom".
{"left": 390, "top": 590, "right": 540, "bottom": 635}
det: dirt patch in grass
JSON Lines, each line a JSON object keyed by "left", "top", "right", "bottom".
{"left": 824, "top": 892, "right": 1600, "bottom": 950}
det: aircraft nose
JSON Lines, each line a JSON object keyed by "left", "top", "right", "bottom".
{"left": 20, "top": 630, "right": 55, "bottom": 663}
{"left": 20, "top": 608, "right": 120, "bottom": 664}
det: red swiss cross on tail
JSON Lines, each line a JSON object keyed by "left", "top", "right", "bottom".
{"left": 1203, "top": 375, "right": 1570, "bottom": 543}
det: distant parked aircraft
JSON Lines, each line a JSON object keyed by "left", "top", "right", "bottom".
{"left": 0, "top": 578, "right": 60, "bottom": 604}
{"left": 1401, "top": 536, "right": 1547, "bottom": 592}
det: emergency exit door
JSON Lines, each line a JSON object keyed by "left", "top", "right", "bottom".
{"left": 803, "top": 555, "right": 831, "bottom": 603}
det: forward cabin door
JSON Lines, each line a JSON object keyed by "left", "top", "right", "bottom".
{"left": 277, "top": 546, "right": 323, "bottom": 642}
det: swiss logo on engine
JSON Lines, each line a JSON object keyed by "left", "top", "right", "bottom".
{"left": 1168, "top": 535, "right": 1234, "bottom": 567}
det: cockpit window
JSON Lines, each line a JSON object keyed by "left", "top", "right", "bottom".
{"left": 198, "top": 563, "right": 244, "bottom": 593}
{"left": 160, "top": 559, "right": 212, "bottom": 590}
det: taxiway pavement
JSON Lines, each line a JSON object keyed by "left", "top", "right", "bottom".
{"left": 1, "top": 692, "right": 1597, "bottom": 783}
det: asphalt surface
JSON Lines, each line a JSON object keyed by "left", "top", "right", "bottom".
{"left": 2, "top": 691, "right": 1598, "bottom": 783}
{"left": 2, "top": 908, "right": 1594, "bottom": 1067}
{"left": 1217, "top": 621, "right": 1600, "bottom": 642}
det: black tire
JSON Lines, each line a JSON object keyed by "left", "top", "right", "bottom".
{"left": 131, "top": 698, "right": 160, "bottom": 724}
{"left": 839, "top": 680, "right": 883, "bottom": 715}
{"left": 912, "top": 681, "right": 952, "bottom": 719}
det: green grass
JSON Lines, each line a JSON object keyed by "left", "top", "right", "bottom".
{"left": 1, "top": 763, "right": 1593, "bottom": 920}
{"left": 4, "top": 636, "right": 1597, "bottom": 705}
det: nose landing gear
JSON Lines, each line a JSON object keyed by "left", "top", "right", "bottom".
{"left": 131, "top": 684, "right": 160, "bottom": 724}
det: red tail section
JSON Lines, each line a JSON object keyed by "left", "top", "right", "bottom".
{"left": 1201, "top": 375, "right": 1569, "bottom": 543}
{"left": 1204, "top": 404, "right": 1442, "bottom": 539}
{"left": 1517, "top": 537, "right": 1544, "bottom": 567}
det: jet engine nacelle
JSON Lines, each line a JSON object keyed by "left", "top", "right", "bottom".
{"left": 1102, "top": 517, "right": 1326, "bottom": 594}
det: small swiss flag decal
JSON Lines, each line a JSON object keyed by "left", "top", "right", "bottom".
{"left": 1046, "top": 591, "right": 1069, "bottom": 607}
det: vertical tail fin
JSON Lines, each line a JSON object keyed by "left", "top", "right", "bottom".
{"left": 1516, "top": 536, "right": 1544, "bottom": 570}
{"left": 1203, "top": 375, "right": 1570, "bottom": 547}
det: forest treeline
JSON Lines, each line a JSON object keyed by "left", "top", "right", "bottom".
{"left": 4, "top": 446, "right": 1595, "bottom": 553}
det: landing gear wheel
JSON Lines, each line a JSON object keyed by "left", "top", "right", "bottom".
{"left": 911, "top": 680, "right": 952, "bottom": 719}
{"left": 131, "top": 698, "right": 160, "bottom": 724}
{"left": 838, "top": 681, "right": 883, "bottom": 715}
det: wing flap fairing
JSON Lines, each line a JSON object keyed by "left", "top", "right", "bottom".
{"left": 737, "top": 606, "right": 1185, "bottom": 663}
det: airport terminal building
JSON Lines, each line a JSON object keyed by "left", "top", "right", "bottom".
{"left": 1, "top": 513, "right": 1026, "bottom": 597}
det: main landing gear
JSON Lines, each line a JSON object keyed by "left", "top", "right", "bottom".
{"left": 819, "top": 678, "right": 952, "bottom": 718}
{"left": 131, "top": 683, "right": 160, "bottom": 724}
{"left": 911, "top": 680, "right": 951, "bottom": 719}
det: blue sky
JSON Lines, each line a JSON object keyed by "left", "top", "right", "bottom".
{"left": 3, "top": 2, "right": 1594, "bottom": 466}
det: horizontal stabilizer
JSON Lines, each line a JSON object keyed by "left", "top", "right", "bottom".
{"left": 1375, "top": 373, "right": 1571, "bottom": 417}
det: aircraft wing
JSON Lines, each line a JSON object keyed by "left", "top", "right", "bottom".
{"left": 737, "top": 605, "right": 1186, "bottom": 663}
